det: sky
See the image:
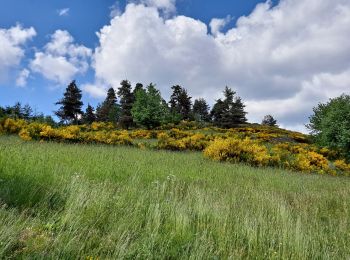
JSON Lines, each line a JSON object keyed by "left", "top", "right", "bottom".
{"left": 0, "top": 0, "right": 349, "bottom": 132}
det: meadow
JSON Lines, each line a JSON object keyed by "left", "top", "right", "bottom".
{"left": 1, "top": 135, "right": 350, "bottom": 259}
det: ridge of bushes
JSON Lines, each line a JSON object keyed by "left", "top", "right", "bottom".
{"left": 1, "top": 118, "right": 349, "bottom": 176}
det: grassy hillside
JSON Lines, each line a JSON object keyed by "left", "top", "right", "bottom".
{"left": 0, "top": 136, "right": 350, "bottom": 259}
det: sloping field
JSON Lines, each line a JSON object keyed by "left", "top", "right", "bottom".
{"left": 0, "top": 136, "right": 349, "bottom": 259}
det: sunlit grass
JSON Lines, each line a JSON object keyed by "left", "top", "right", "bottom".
{"left": 0, "top": 135, "right": 349, "bottom": 259}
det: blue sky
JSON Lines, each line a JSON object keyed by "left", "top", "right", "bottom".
{"left": 0, "top": 0, "right": 349, "bottom": 132}
{"left": 0, "top": 0, "right": 276, "bottom": 114}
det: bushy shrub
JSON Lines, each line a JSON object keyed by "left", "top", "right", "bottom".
{"left": 2, "top": 118, "right": 350, "bottom": 176}
{"left": 157, "top": 132, "right": 210, "bottom": 151}
{"left": 204, "top": 138, "right": 271, "bottom": 167}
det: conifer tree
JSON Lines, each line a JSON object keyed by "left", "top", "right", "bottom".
{"left": 117, "top": 80, "right": 134, "bottom": 129}
{"left": 231, "top": 96, "right": 247, "bottom": 125}
{"left": 83, "top": 104, "right": 96, "bottom": 124}
{"left": 193, "top": 98, "right": 210, "bottom": 122}
{"left": 133, "top": 83, "right": 144, "bottom": 96}
{"left": 262, "top": 115, "right": 278, "bottom": 127}
{"left": 21, "top": 104, "right": 33, "bottom": 120}
{"left": 55, "top": 80, "right": 83, "bottom": 124}
{"left": 211, "top": 87, "right": 247, "bottom": 128}
{"left": 169, "top": 85, "right": 192, "bottom": 120}
{"left": 211, "top": 99, "right": 225, "bottom": 126}
{"left": 96, "top": 87, "right": 120, "bottom": 123}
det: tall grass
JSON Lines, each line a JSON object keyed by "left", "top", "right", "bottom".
{"left": 0, "top": 135, "right": 349, "bottom": 259}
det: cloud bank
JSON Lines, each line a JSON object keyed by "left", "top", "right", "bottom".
{"left": 87, "top": 0, "right": 350, "bottom": 131}
{"left": 0, "top": 25, "right": 36, "bottom": 83}
{"left": 30, "top": 30, "right": 92, "bottom": 85}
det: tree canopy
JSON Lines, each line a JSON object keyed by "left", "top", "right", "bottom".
{"left": 211, "top": 87, "right": 247, "bottom": 128}
{"left": 262, "top": 115, "right": 278, "bottom": 127}
{"left": 55, "top": 80, "right": 83, "bottom": 124}
{"left": 96, "top": 87, "right": 120, "bottom": 123}
{"left": 118, "top": 80, "right": 134, "bottom": 129}
{"left": 132, "top": 83, "right": 170, "bottom": 129}
{"left": 169, "top": 85, "right": 192, "bottom": 120}
{"left": 307, "top": 94, "right": 350, "bottom": 160}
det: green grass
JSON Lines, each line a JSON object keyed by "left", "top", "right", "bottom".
{"left": 0, "top": 135, "right": 349, "bottom": 259}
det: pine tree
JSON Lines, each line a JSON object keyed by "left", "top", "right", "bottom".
{"left": 193, "top": 98, "right": 210, "bottom": 122}
{"left": 211, "top": 99, "right": 225, "bottom": 126}
{"left": 96, "top": 87, "right": 120, "bottom": 123}
{"left": 117, "top": 80, "right": 134, "bottom": 129}
{"left": 12, "top": 102, "right": 22, "bottom": 119}
{"left": 83, "top": 104, "right": 96, "bottom": 124}
{"left": 21, "top": 104, "right": 33, "bottom": 120}
{"left": 211, "top": 87, "right": 247, "bottom": 128}
{"left": 169, "top": 85, "right": 192, "bottom": 120}
{"left": 0, "top": 106, "right": 4, "bottom": 118}
{"left": 231, "top": 97, "right": 247, "bottom": 125}
{"left": 55, "top": 80, "right": 83, "bottom": 124}
{"left": 262, "top": 115, "right": 278, "bottom": 127}
{"left": 133, "top": 83, "right": 144, "bottom": 96}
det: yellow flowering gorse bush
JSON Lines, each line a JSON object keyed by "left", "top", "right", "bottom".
{"left": 1, "top": 118, "right": 350, "bottom": 176}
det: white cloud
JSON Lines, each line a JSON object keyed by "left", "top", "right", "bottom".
{"left": 58, "top": 8, "right": 70, "bottom": 16}
{"left": 140, "top": 0, "right": 176, "bottom": 14}
{"left": 82, "top": 82, "right": 108, "bottom": 99}
{"left": 16, "top": 69, "right": 30, "bottom": 87}
{"left": 209, "top": 16, "right": 231, "bottom": 36}
{"left": 110, "top": 2, "right": 122, "bottom": 18}
{"left": 30, "top": 30, "right": 91, "bottom": 85}
{"left": 0, "top": 25, "right": 36, "bottom": 82}
{"left": 89, "top": 0, "right": 350, "bottom": 132}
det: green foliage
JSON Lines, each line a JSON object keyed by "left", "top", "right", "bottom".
{"left": 169, "top": 85, "right": 192, "bottom": 120}
{"left": 307, "top": 94, "right": 350, "bottom": 160}
{"left": 83, "top": 104, "right": 96, "bottom": 124}
{"left": 55, "top": 80, "right": 83, "bottom": 124}
{"left": 262, "top": 114, "right": 278, "bottom": 127}
{"left": 133, "top": 83, "right": 144, "bottom": 95}
{"left": 193, "top": 98, "right": 210, "bottom": 122}
{"left": 132, "top": 83, "right": 170, "bottom": 129}
{"left": 211, "top": 87, "right": 247, "bottom": 128}
{"left": 96, "top": 87, "right": 120, "bottom": 123}
{"left": 0, "top": 102, "right": 33, "bottom": 120}
{"left": 117, "top": 80, "right": 134, "bottom": 129}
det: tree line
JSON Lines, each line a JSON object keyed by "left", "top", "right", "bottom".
{"left": 0, "top": 102, "right": 56, "bottom": 125}
{"left": 1, "top": 80, "right": 279, "bottom": 129}
{"left": 53, "top": 80, "right": 267, "bottom": 129}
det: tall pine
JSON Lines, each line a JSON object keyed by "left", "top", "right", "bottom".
{"left": 83, "top": 104, "right": 96, "bottom": 124}
{"left": 117, "top": 80, "right": 134, "bottom": 129}
{"left": 55, "top": 80, "right": 83, "bottom": 124}
{"left": 96, "top": 87, "right": 120, "bottom": 123}
{"left": 211, "top": 87, "right": 247, "bottom": 128}
{"left": 193, "top": 98, "right": 210, "bottom": 122}
{"left": 169, "top": 85, "right": 192, "bottom": 120}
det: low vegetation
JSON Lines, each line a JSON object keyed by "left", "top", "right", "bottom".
{"left": 1, "top": 136, "right": 350, "bottom": 259}
{"left": 1, "top": 118, "right": 350, "bottom": 176}
{"left": 1, "top": 79, "right": 349, "bottom": 258}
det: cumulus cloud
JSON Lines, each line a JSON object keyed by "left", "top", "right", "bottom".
{"left": 30, "top": 30, "right": 91, "bottom": 85}
{"left": 209, "top": 16, "right": 231, "bottom": 36}
{"left": 140, "top": 0, "right": 176, "bottom": 14}
{"left": 89, "top": 0, "right": 350, "bottom": 132}
{"left": 0, "top": 25, "right": 36, "bottom": 82}
{"left": 58, "top": 8, "right": 70, "bottom": 16}
{"left": 16, "top": 69, "right": 30, "bottom": 87}
{"left": 82, "top": 82, "right": 108, "bottom": 99}
{"left": 109, "top": 2, "right": 122, "bottom": 18}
